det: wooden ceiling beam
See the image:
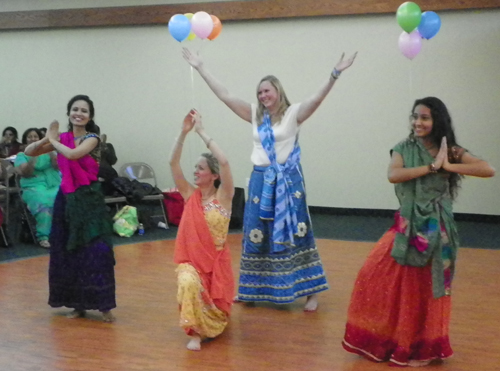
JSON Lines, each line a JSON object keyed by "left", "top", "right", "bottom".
{"left": 0, "top": 0, "right": 498, "bottom": 30}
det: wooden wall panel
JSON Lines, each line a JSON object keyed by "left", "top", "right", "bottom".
{"left": 0, "top": 0, "right": 499, "bottom": 30}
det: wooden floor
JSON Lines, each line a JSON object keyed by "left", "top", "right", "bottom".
{"left": 1, "top": 234, "right": 499, "bottom": 371}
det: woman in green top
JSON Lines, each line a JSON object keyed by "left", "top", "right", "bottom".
{"left": 342, "top": 97, "right": 495, "bottom": 367}
{"left": 14, "top": 128, "right": 61, "bottom": 248}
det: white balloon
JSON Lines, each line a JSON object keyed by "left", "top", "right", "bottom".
{"left": 191, "top": 11, "right": 214, "bottom": 39}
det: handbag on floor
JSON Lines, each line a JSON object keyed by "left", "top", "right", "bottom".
{"left": 113, "top": 205, "right": 139, "bottom": 237}
{"left": 162, "top": 190, "right": 184, "bottom": 226}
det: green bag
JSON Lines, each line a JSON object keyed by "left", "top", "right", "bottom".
{"left": 113, "top": 205, "right": 139, "bottom": 237}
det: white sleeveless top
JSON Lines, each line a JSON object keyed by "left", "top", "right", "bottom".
{"left": 250, "top": 103, "right": 301, "bottom": 166}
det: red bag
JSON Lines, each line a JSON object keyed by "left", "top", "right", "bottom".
{"left": 162, "top": 191, "right": 184, "bottom": 226}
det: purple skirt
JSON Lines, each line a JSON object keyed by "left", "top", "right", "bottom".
{"left": 48, "top": 187, "right": 116, "bottom": 312}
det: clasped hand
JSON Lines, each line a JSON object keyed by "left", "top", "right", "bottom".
{"left": 47, "top": 120, "right": 60, "bottom": 142}
{"left": 181, "top": 109, "right": 204, "bottom": 134}
{"left": 433, "top": 137, "right": 449, "bottom": 171}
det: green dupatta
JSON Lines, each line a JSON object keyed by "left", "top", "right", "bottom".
{"left": 391, "top": 137, "right": 461, "bottom": 298}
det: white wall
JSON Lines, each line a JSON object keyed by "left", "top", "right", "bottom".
{"left": 0, "top": 6, "right": 499, "bottom": 214}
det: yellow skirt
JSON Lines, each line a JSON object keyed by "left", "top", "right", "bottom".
{"left": 176, "top": 263, "right": 228, "bottom": 338}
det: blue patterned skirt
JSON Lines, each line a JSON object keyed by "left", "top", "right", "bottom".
{"left": 48, "top": 184, "right": 116, "bottom": 312}
{"left": 237, "top": 165, "right": 328, "bottom": 303}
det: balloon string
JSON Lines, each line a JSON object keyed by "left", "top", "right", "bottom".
{"left": 409, "top": 61, "right": 413, "bottom": 101}
{"left": 189, "top": 65, "right": 195, "bottom": 172}
{"left": 199, "top": 38, "right": 206, "bottom": 55}
{"left": 190, "top": 66, "right": 195, "bottom": 109}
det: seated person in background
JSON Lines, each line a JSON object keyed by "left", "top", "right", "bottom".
{"left": 39, "top": 127, "right": 47, "bottom": 138}
{"left": 98, "top": 133, "right": 118, "bottom": 195}
{"left": 14, "top": 128, "right": 61, "bottom": 248}
{"left": 0, "top": 126, "right": 22, "bottom": 158}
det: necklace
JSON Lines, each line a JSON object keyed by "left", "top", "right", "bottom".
{"left": 74, "top": 132, "right": 88, "bottom": 141}
{"left": 201, "top": 192, "right": 216, "bottom": 202}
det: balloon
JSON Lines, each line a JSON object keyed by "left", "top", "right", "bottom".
{"left": 418, "top": 11, "right": 441, "bottom": 39}
{"left": 398, "top": 30, "right": 422, "bottom": 60}
{"left": 168, "top": 14, "right": 191, "bottom": 42}
{"left": 208, "top": 15, "right": 222, "bottom": 41}
{"left": 191, "top": 11, "right": 214, "bottom": 39}
{"left": 396, "top": 2, "right": 422, "bottom": 33}
{"left": 184, "top": 13, "right": 197, "bottom": 41}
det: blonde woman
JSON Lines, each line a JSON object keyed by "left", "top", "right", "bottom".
{"left": 183, "top": 48, "right": 356, "bottom": 311}
{"left": 170, "top": 109, "right": 235, "bottom": 351}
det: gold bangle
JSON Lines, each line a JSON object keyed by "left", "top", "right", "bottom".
{"left": 428, "top": 163, "right": 437, "bottom": 173}
{"left": 206, "top": 138, "right": 213, "bottom": 148}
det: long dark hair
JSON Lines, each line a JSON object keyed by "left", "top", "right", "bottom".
{"left": 2, "top": 126, "right": 19, "bottom": 141}
{"left": 412, "top": 97, "right": 457, "bottom": 148}
{"left": 66, "top": 95, "right": 99, "bottom": 134}
{"left": 21, "top": 128, "right": 43, "bottom": 145}
{"left": 411, "top": 96, "right": 462, "bottom": 199}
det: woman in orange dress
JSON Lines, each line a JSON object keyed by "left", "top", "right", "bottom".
{"left": 342, "top": 97, "right": 495, "bottom": 367}
{"left": 169, "top": 109, "right": 235, "bottom": 351}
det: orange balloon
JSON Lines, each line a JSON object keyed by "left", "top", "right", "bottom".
{"left": 208, "top": 15, "right": 222, "bottom": 40}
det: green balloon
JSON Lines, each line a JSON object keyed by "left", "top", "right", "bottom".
{"left": 396, "top": 2, "right": 422, "bottom": 33}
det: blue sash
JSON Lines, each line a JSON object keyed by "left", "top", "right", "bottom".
{"left": 257, "top": 112, "right": 301, "bottom": 253}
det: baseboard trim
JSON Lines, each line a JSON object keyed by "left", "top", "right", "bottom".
{"left": 308, "top": 206, "right": 500, "bottom": 223}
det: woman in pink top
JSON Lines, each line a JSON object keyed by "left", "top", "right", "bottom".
{"left": 25, "top": 95, "right": 116, "bottom": 323}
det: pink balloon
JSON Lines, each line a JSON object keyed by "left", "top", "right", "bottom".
{"left": 398, "top": 30, "right": 422, "bottom": 60}
{"left": 191, "top": 11, "right": 214, "bottom": 39}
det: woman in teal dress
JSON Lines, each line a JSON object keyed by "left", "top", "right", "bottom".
{"left": 14, "top": 128, "right": 61, "bottom": 248}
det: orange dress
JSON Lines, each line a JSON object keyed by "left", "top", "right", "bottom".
{"left": 342, "top": 227, "right": 452, "bottom": 366}
{"left": 174, "top": 189, "right": 234, "bottom": 338}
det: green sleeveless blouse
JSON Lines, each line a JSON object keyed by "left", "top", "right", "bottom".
{"left": 390, "top": 137, "right": 465, "bottom": 298}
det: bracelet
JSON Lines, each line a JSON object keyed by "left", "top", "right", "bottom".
{"left": 206, "top": 138, "right": 213, "bottom": 148}
{"left": 331, "top": 68, "right": 341, "bottom": 80}
{"left": 428, "top": 163, "right": 437, "bottom": 173}
{"left": 176, "top": 139, "right": 184, "bottom": 146}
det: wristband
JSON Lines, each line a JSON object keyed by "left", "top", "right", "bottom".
{"left": 331, "top": 68, "right": 341, "bottom": 80}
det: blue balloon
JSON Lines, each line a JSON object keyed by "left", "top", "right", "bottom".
{"left": 168, "top": 14, "right": 191, "bottom": 42}
{"left": 418, "top": 11, "right": 441, "bottom": 40}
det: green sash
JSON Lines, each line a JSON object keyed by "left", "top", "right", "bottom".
{"left": 391, "top": 137, "right": 459, "bottom": 298}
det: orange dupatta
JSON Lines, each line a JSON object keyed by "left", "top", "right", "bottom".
{"left": 173, "top": 189, "right": 235, "bottom": 315}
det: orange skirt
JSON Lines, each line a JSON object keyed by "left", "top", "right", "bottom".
{"left": 342, "top": 227, "right": 453, "bottom": 366}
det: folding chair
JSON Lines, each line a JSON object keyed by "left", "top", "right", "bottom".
{"left": 0, "top": 159, "right": 16, "bottom": 225}
{"left": 99, "top": 177, "right": 128, "bottom": 213}
{"left": 15, "top": 174, "right": 37, "bottom": 244}
{"left": 119, "top": 162, "right": 168, "bottom": 227}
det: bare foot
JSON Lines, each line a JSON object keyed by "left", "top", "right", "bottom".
{"left": 304, "top": 294, "right": 318, "bottom": 312}
{"left": 186, "top": 335, "right": 201, "bottom": 351}
{"left": 408, "top": 360, "right": 432, "bottom": 367}
{"left": 102, "top": 311, "right": 115, "bottom": 323}
{"left": 67, "top": 309, "right": 86, "bottom": 319}
{"left": 233, "top": 296, "right": 255, "bottom": 306}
